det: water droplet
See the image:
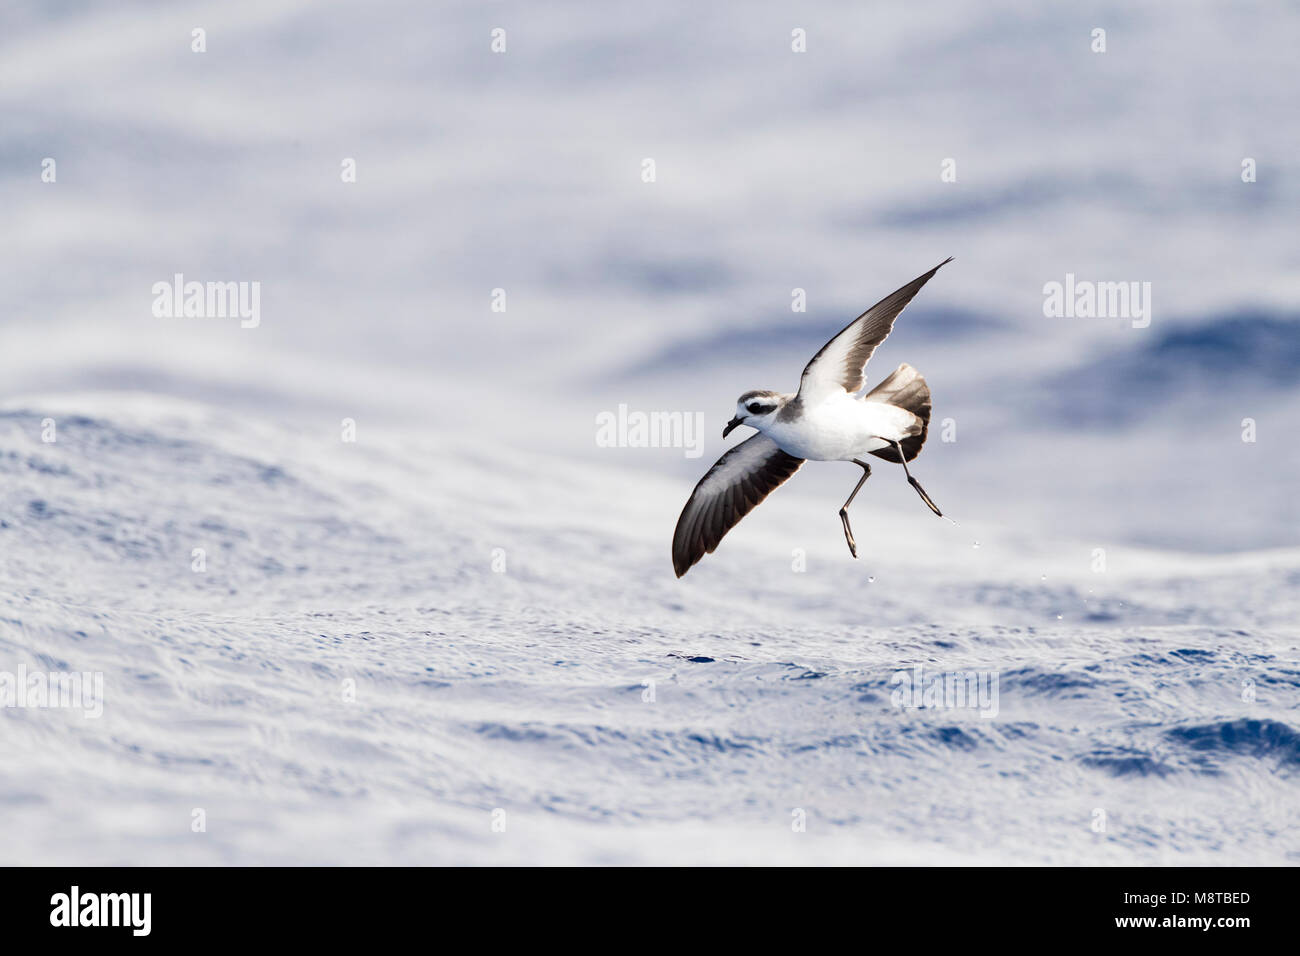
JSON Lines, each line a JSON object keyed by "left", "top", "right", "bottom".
{"left": 867, "top": 576, "right": 876, "bottom": 583}
{"left": 1040, "top": 574, "right": 1047, "bottom": 581}
{"left": 1056, "top": 614, "right": 1063, "bottom": 620}
{"left": 972, "top": 541, "right": 981, "bottom": 549}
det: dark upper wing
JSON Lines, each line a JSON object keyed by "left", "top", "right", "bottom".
{"left": 795, "top": 258, "right": 952, "bottom": 405}
{"left": 672, "top": 434, "right": 804, "bottom": 577}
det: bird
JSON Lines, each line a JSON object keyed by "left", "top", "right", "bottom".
{"left": 672, "top": 258, "right": 952, "bottom": 578}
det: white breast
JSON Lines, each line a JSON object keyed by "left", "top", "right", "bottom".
{"left": 763, "top": 394, "right": 919, "bottom": 461}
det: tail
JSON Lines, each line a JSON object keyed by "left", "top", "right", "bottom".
{"left": 864, "top": 363, "right": 930, "bottom": 463}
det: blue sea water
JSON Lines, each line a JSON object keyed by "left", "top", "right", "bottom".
{"left": 0, "top": 402, "right": 1296, "bottom": 864}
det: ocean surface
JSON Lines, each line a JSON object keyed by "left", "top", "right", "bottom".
{"left": 1, "top": 0, "right": 1297, "bottom": 864}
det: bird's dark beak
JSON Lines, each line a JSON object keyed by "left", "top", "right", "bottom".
{"left": 722, "top": 416, "right": 744, "bottom": 438}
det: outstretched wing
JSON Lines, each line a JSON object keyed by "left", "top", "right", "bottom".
{"left": 672, "top": 434, "right": 804, "bottom": 577}
{"left": 795, "top": 258, "right": 952, "bottom": 406}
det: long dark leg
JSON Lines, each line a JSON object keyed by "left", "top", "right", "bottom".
{"left": 889, "top": 439, "right": 943, "bottom": 517}
{"left": 839, "top": 460, "right": 872, "bottom": 558}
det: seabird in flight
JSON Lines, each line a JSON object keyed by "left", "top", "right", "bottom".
{"left": 672, "top": 258, "right": 953, "bottom": 577}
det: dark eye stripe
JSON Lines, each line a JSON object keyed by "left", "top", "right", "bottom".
{"left": 747, "top": 404, "right": 775, "bottom": 415}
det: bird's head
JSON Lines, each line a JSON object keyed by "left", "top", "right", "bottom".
{"left": 723, "top": 389, "right": 787, "bottom": 438}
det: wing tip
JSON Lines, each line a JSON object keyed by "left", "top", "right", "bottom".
{"left": 671, "top": 523, "right": 699, "bottom": 577}
{"left": 672, "top": 512, "right": 694, "bottom": 577}
{"left": 672, "top": 533, "right": 705, "bottom": 577}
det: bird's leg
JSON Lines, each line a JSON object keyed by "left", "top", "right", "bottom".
{"left": 889, "top": 439, "right": 943, "bottom": 517}
{"left": 838, "top": 460, "right": 872, "bottom": 559}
